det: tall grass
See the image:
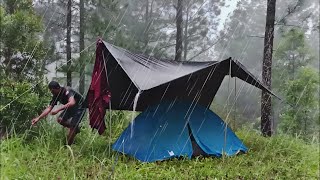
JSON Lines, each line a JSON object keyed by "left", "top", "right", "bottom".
{"left": 1, "top": 118, "right": 319, "bottom": 179}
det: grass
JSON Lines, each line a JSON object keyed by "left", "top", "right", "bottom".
{"left": 1, "top": 119, "right": 319, "bottom": 180}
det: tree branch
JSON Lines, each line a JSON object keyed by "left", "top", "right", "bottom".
{"left": 247, "top": 35, "right": 264, "bottom": 38}
{"left": 275, "top": 24, "right": 304, "bottom": 28}
{"left": 275, "top": 0, "right": 303, "bottom": 25}
{"left": 158, "top": 43, "right": 176, "bottom": 50}
{"left": 187, "top": 34, "right": 226, "bottom": 61}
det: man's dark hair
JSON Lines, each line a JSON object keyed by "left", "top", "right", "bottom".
{"left": 48, "top": 81, "right": 61, "bottom": 90}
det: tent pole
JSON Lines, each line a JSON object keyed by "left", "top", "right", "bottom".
{"left": 224, "top": 59, "right": 232, "bottom": 160}
{"left": 102, "top": 50, "right": 112, "bottom": 156}
{"left": 234, "top": 77, "right": 236, "bottom": 130}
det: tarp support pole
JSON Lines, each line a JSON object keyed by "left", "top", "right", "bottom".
{"left": 234, "top": 77, "right": 237, "bottom": 130}
{"left": 102, "top": 49, "right": 112, "bottom": 156}
{"left": 224, "top": 59, "right": 232, "bottom": 160}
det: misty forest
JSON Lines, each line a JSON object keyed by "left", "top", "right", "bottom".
{"left": 0, "top": 0, "right": 319, "bottom": 179}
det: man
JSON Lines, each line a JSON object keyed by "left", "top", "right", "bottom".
{"left": 31, "top": 81, "right": 85, "bottom": 145}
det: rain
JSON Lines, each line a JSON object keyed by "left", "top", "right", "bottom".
{"left": 0, "top": 0, "right": 319, "bottom": 179}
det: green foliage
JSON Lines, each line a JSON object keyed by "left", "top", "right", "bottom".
{"left": 182, "top": 0, "right": 221, "bottom": 61}
{"left": 273, "top": 28, "right": 314, "bottom": 86}
{"left": 0, "top": 77, "right": 50, "bottom": 134}
{"left": 0, "top": 0, "right": 48, "bottom": 81}
{"left": 278, "top": 67, "right": 319, "bottom": 138}
{"left": 272, "top": 28, "right": 319, "bottom": 139}
{"left": 1, "top": 122, "right": 319, "bottom": 179}
{"left": 57, "top": 0, "right": 136, "bottom": 87}
{"left": 86, "top": 0, "right": 120, "bottom": 41}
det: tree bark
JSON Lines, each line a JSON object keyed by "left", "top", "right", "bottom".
{"left": 79, "top": 0, "right": 85, "bottom": 94}
{"left": 66, "top": 0, "right": 72, "bottom": 86}
{"left": 183, "top": 5, "right": 189, "bottom": 61}
{"left": 144, "top": 0, "right": 149, "bottom": 48}
{"left": 6, "top": 0, "right": 15, "bottom": 14}
{"left": 261, "top": 0, "right": 276, "bottom": 137}
{"left": 175, "top": 0, "right": 183, "bottom": 61}
{"left": 4, "top": 1, "right": 15, "bottom": 75}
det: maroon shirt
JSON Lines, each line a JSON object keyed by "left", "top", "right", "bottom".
{"left": 86, "top": 40, "right": 111, "bottom": 135}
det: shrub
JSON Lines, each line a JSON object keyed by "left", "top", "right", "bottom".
{"left": 0, "top": 78, "right": 50, "bottom": 135}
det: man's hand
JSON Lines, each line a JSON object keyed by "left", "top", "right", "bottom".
{"left": 51, "top": 110, "right": 60, "bottom": 115}
{"left": 31, "top": 106, "right": 53, "bottom": 126}
{"left": 31, "top": 118, "right": 40, "bottom": 126}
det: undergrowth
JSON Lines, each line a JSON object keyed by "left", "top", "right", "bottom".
{"left": 1, "top": 118, "right": 319, "bottom": 179}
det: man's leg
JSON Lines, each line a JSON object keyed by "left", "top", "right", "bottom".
{"left": 67, "top": 127, "right": 78, "bottom": 145}
{"left": 57, "top": 117, "right": 72, "bottom": 128}
{"left": 64, "top": 107, "right": 85, "bottom": 145}
{"left": 66, "top": 107, "right": 85, "bottom": 145}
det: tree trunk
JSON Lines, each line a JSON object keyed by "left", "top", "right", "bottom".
{"left": 4, "top": 1, "right": 15, "bottom": 75}
{"left": 79, "top": 0, "right": 85, "bottom": 94}
{"left": 144, "top": 0, "right": 149, "bottom": 48}
{"left": 175, "top": 0, "right": 183, "bottom": 61}
{"left": 6, "top": 0, "right": 15, "bottom": 14}
{"left": 261, "top": 0, "right": 276, "bottom": 137}
{"left": 66, "top": 0, "right": 72, "bottom": 86}
{"left": 183, "top": 5, "right": 189, "bottom": 61}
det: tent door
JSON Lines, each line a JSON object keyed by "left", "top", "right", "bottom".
{"left": 187, "top": 123, "right": 207, "bottom": 157}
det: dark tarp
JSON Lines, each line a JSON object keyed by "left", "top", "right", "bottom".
{"left": 93, "top": 40, "right": 278, "bottom": 112}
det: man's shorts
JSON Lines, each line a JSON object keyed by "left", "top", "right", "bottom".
{"left": 59, "top": 106, "right": 86, "bottom": 128}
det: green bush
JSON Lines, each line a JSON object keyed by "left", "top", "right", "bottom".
{"left": 0, "top": 78, "right": 50, "bottom": 134}
{"left": 278, "top": 67, "right": 319, "bottom": 140}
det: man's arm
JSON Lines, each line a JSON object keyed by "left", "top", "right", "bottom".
{"left": 50, "top": 97, "right": 76, "bottom": 115}
{"left": 31, "top": 106, "right": 53, "bottom": 125}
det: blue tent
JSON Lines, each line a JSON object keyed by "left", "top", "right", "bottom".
{"left": 113, "top": 101, "right": 247, "bottom": 162}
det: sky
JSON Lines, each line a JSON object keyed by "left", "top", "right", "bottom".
{"left": 217, "top": 0, "right": 240, "bottom": 32}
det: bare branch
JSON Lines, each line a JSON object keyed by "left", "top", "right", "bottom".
{"left": 247, "top": 35, "right": 264, "bottom": 38}
{"left": 275, "top": 24, "right": 306, "bottom": 28}
{"left": 158, "top": 43, "right": 176, "bottom": 50}
{"left": 275, "top": 0, "right": 303, "bottom": 25}
{"left": 187, "top": 35, "right": 226, "bottom": 61}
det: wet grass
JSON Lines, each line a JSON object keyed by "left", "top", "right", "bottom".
{"left": 1, "top": 120, "right": 319, "bottom": 179}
